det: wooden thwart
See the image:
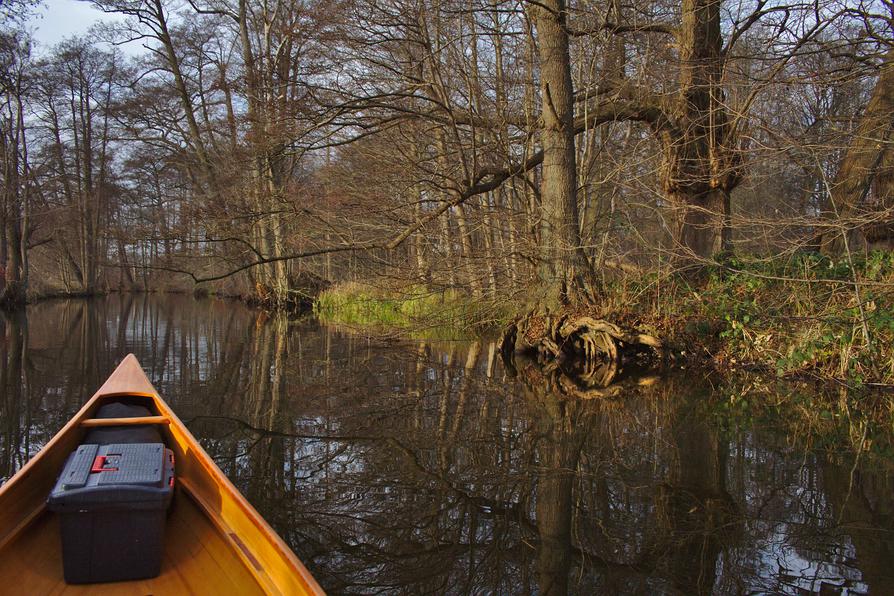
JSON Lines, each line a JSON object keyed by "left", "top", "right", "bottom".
{"left": 80, "top": 416, "right": 170, "bottom": 427}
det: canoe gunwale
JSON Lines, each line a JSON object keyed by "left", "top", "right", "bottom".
{"left": 150, "top": 390, "right": 323, "bottom": 595}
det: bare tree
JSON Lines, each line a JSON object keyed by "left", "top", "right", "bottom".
{"left": 0, "top": 29, "right": 31, "bottom": 306}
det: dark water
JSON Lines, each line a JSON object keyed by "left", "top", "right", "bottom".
{"left": 1, "top": 295, "right": 893, "bottom": 595}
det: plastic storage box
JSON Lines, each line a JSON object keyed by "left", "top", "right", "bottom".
{"left": 47, "top": 442, "right": 175, "bottom": 584}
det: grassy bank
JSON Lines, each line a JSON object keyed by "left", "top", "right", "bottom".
{"left": 617, "top": 251, "right": 894, "bottom": 387}
{"left": 315, "top": 252, "right": 894, "bottom": 386}
{"left": 314, "top": 282, "right": 510, "bottom": 338}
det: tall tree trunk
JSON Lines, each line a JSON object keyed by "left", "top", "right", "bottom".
{"left": 2, "top": 203, "right": 24, "bottom": 307}
{"left": 528, "top": 0, "right": 589, "bottom": 304}
{"left": 664, "top": 0, "right": 732, "bottom": 261}
{"left": 435, "top": 129, "right": 476, "bottom": 292}
{"left": 154, "top": 0, "right": 212, "bottom": 175}
{"left": 239, "top": 0, "right": 291, "bottom": 307}
{"left": 489, "top": 7, "right": 518, "bottom": 283}
{"left": 1, "top": 82, "right": 28, "bottom": 308}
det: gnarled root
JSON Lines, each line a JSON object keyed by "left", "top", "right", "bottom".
{"left": 500, "top": 310, "right": 663, "bottom": 386}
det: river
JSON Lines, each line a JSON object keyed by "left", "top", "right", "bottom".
{"left": 1, "top": 294, "right": 892, "bottom": 594}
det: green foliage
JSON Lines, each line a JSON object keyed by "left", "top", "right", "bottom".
{"left": 611, "top": 251, "right": 894, "bottom": 385}
{"left": 316, "top": 251, "right": 894, "bottom": 384}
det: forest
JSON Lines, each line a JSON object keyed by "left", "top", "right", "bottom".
{"left": 2, "top": 0, "right": 893, "bottom": 384}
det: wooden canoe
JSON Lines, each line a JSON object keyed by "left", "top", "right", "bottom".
{"left": 0, "top": 354, "right": 324, "bottom": 595}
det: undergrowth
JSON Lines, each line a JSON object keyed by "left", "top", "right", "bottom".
{"left": 610, "top": 250, "right": 894, "bottom": 387}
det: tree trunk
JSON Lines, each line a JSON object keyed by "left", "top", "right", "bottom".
{"left": 528, "top": 0, "right": 590, "bottom": 304}
{"left": 1, "top": 77, "right": 28, "bottom": 308}
{"left": 821, "top": 46, "right": 894, "bottom": 254}
{"left": 155, "top": 0, "right": 212, "bottom": 175}
{"left": 1, "top": 206, "right": 25, "bottom": 307}
{"left": 664, "top": 0, "right": 732, "bottom": 261}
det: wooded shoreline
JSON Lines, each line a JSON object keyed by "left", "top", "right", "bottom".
{"left": 2, "top": 0, "right": 892, "bottom": 387}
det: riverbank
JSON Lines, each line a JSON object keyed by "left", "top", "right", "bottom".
{"left": 647, "top": 252, "right": 894, "bottom": 388}
{"left": 314, "top": 282, "right": 512, "bottom": 338}
{"left": 316, "top": 264, "right": 894, "bottom": 457}
{"left": 4, "top": 290, "right": 892, "bottom": 456}
{"left": 15, "top": 250, "right": 894, "bottom": 389}
{"left": 315, "top": 252, "right": 894, "bottom": 388}
{"left": 7, "top": 281, "right": 274, "bottom": 313}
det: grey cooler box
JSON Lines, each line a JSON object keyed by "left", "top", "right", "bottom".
{"left": 47, "top": 442, "right": 175, "bottom": 584}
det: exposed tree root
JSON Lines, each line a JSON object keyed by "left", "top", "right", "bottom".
{"left": 500, "top": 307, "right": 663, "bottom": 389}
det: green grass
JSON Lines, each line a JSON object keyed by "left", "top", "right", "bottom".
{"left": 314, "top": 282, "right": 510, "bottom": 339}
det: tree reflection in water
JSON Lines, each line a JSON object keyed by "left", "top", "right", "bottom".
{"left": 1, "top": 295, "right": 893, "bottom": 594}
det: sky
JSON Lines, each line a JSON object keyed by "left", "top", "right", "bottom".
{"left": 28, "top": 0, "right": 129, "bottom": 54}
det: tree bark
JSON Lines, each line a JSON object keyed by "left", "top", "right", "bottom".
{"left": 821, "top": 46, "right": 894, "bottom": 254}
{"left": 528, "top": 0, "right": 590, "bottom": 304}
{"left": 664, "top": 0, "right": 732, "bottom": 260}
{"left": 1, "top": 56, "right": 28, "bottom": 308}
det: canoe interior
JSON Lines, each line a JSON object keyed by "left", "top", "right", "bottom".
{"left": 0, "top": 357, "right": 323, "bottom": 596}
{"left": 0, "top": 488, "right": 265, "bottom": 595}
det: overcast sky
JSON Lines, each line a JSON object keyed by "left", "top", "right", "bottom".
{"left": 29, "top": 0, "right": 128, "bottom": 53}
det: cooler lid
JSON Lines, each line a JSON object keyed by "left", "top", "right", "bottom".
{"left": 94, "top": 443, "right": 166, "bottom": 487}
{"left": 59, "top": 444, "right": 99, "bottom": 489}
{"left": 50, "top": 442, "right": 172, "bottom": 507}
{"left": 57, "top": 443, "right": 166, "bottom": 489}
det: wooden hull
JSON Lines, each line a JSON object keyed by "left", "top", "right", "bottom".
{"left": 0, "top": 355, "right": 324, "bottom": 595}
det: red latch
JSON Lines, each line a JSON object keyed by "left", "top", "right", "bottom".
{"left": 90, "top": 455, "right": 118, "bottom": 473}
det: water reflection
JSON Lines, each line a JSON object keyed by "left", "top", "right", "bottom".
{"left": 1, "top": 295, "right": 893, "bottom": 594}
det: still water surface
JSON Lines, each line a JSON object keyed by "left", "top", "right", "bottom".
{"left": 1, "top": 295, "right": 892, "bottom": 595}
